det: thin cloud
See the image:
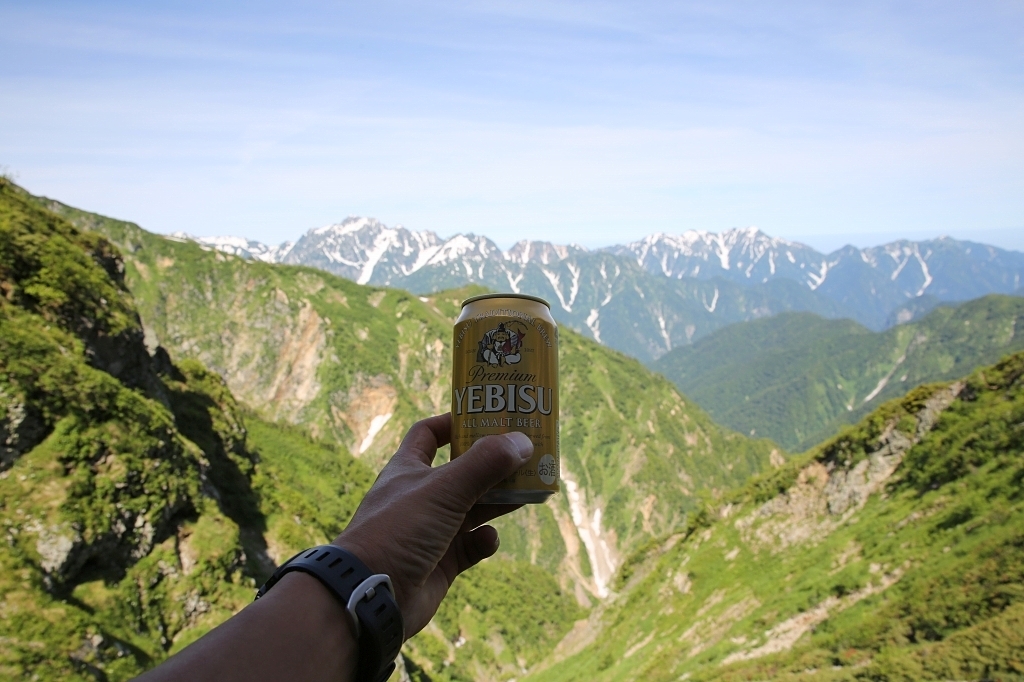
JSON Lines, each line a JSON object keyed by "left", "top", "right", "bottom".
{"left": 0, "top": 0, "right": 1021, "bottom": 250}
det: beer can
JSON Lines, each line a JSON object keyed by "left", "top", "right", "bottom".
{"left": 451, "top": 293, "right": 559, "bottom": 504}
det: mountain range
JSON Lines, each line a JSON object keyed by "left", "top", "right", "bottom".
{"left": 180, "top": 220, "right": 1024, "bottom": 363}
{"left": 5, "top": 179, "right": 1024, "bottom": 681}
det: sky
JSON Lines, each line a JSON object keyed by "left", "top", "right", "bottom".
{"left": 1, "top": 0, "right": 1022, "bottom": 252}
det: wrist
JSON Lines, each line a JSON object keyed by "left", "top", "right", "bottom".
{"left": 257, "top": 544, "right": 405, "bottom": 682}
{"left": 249, "top": 571, "right": 358, "bottom": 682}
{"left": 276, "top": 571, "right": 359, "bottom": 642}
{"left": 332, "top": 534, "right": 391, "bottom": 591}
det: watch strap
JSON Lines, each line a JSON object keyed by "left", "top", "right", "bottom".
{"left": 256, "top": 545, "right": 404, "bottom": 682}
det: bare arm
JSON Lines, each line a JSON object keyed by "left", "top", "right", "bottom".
{"left": 136, "top": 414, "right": 533, "bottom": 682}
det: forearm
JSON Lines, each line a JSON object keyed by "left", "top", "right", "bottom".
{"left": 133, "top": 417, "right": 528, "bottom": 682}
{"left": 136, "top": 572, "right": 357, "bottom": 682}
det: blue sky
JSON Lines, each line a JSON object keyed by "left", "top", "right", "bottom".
{"left": 1, "top": 0, "right": 1022, "bottom": 251}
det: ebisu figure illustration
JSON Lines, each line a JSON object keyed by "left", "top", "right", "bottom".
{"left": 477, "top": 322, "right": 525, "bottom": 366}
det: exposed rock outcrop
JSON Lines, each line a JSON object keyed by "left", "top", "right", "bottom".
{"left": 736, "top": 382, "right": 963, "bottom": 553}
{"left": 0, "top": 391, "right": 46, "bottom": 470}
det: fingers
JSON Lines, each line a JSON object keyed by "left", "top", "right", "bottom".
{"left": 460, "top": 503, "right": 523, "bottom": 533}
{"left": 466, "top": 526, "right": 499, "bottom": 565}
{"left": 394, "top": 414, "right": 452, "bottom": 466}
{"left": 438, "top": 432, "right": 534, "bottom": 508}
{"left": 438, "top": 525, "right": 500, "bottom": 587}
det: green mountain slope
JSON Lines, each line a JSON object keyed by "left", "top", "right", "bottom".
{"left": 0, "top": 181, "right": 584, "bottom": 681}
{"left": 35, "top": 189, "right": 780, "bottom": 585}
{"left": 8, "top": 181, "right": 1024, "bottom": 682}
{"left": 528, "top": 350, "right": 1024, "bottom": 682}
{"left": 18, "top": 184, "right": 781, "bottom": 679}
{"left": 0, "top": 178, "right": 268, "bottom": 678}
{"left": 653, "top": 297, "right": 1024, "bottom": 450}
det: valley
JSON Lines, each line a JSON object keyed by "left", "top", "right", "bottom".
{"left": 3, "top": 178, "right": 1023, "bottom": 682}
{"left": 654, "top": 297, "right": 1024, "bottom": 451}
{"left": 8, "top": 182, "right": 778, "bottom": 679}
{"left": 530, "top": 352, "right": 1024, "bottom": 681}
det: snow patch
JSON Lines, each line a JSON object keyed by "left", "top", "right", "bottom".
{"left": 914, "top": 249, "right": 933, "bottom": 296}
{"left": 586, "top": 308, "right": 602, "bottom": 343}
{"left": 713, "top": 234, "right": 731, "bottom": 270}
{"left": 807, "top": 260, "right": 830, "bottom": 290}
{"left": 358, "top": 412, "right": 393, "bottom": 454}
{"left": 179, "top": 234, "right": 293, "bottom": 263}
{"left": 862, "top": 354, "right": 907, "bottom": 403}
{"left": 407, "top": 244, "right": 442, "bottom": 273}
{"left": 702, "top": 287, "right": 719, "bottom": 313}
{"left": 357, "top": 232, "right": 395, "bottom": 285}
{"left": 890, "top": 252, "right": 911, "bottom": 281}
{"left": 506, "top": 271, "right": 524, "bottom": 293}
{"left": 541, "top": 269, "right": 573, "bottom": 311}
{"left": 562, "top": 471, "right": 616, "bottom": 598}
{"left": 567, "top": 263, "right": 581, "bottom": 310}
{"left": 656, "top": 312, "right": 672, "bottom": 351}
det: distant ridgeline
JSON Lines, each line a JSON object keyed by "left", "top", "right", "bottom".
{"left": 179, "top": 218, "right": 1024, "bottom": 363}
{"left": 653, "top": 297, "right": 1024, "bottom": 451}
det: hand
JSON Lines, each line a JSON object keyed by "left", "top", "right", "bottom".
{"left": 134, "top": 413, "right": 531, "bottom": 682}
{"left": 334, "top": 413, "right": 533, "bottom": 637}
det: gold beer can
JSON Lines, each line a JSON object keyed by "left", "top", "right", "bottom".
{"left": 451, "top": 293, "right": 559, "bottom": 504}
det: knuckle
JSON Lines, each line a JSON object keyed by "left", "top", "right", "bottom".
{"left": 470, "top": 433, "right": 514, "bottom": 459}
{"left": 434, "top": 463, "right": 478, "bottom": 506}
{"left": 404, "top": 419, "right": 431, "bottom": 441}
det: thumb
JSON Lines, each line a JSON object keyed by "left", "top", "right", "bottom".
{"left": 439, "top": 432, "right": 534, "bottom": 508}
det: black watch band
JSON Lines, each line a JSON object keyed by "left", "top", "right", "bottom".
{"left": 256, "top": 545, "right": 404, "bottom": 682}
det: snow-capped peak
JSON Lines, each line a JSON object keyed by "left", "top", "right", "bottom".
{"left": 166, "top": 232, "right": 291, "bottom": 263}
{"left": 608, "top": 227, "right": 823, "bottom": 284}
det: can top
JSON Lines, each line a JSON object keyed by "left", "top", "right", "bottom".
{"left": 461, "top": 292, "right": 551, "bottom": 309}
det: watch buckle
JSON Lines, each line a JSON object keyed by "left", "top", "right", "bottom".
{"left": 345, "top": 574, "right": 394, "bottom": 638}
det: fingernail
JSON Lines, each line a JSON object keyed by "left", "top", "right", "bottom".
{"left": 504, "top": 431, "right": 534, "bottom": 462}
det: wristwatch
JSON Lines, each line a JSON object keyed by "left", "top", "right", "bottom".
{"left": 256, "top": 545, "right": 404, "bottom": 682}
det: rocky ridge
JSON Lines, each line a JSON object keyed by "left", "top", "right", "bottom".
{"left": 0, "top": 179, "right": 268, "bottom": 678}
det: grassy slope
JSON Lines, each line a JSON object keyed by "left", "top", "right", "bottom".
{"left": 2, "top": 183, "right": 588, "bottom": 681}
{"left": 16, "top": 185, "right": 780, "bottom": 679}
{"left": 37, "top": 191, "right": 780, "bottom": 580}
{"left": 530, "top": 351, "right": 1024, "bottom": 682}
{"left": 0, "top": 179, "right": 261, "bottom": 679}
{"left": 9, "top": 181, "right": 1023, "bottom": 681}
{"left": 653, "top": 297, "right": 1024, "bottom": 450}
